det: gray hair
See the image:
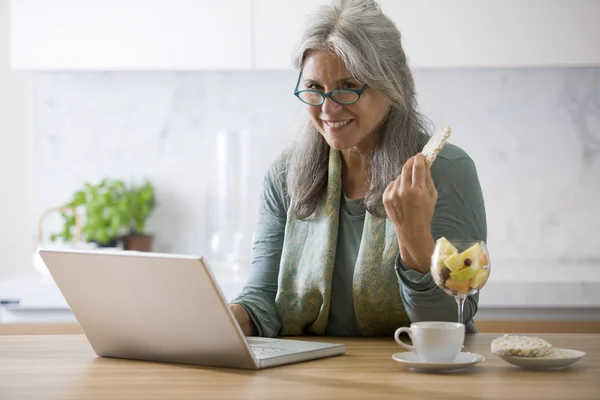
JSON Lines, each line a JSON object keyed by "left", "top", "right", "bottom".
{"left": 287, "top": 0, "right": 431, "bottom": 219}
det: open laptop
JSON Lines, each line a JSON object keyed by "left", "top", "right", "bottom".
{"left": 38, "top": 248, "right": 345, "bottom": 369}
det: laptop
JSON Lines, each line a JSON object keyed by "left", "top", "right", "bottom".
{"left": 38, "top": 248, "right": 346, "bottom": 369}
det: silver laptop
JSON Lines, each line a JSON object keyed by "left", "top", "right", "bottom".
{"left": 38, "top": 248, "right": 345, "bottom": 369}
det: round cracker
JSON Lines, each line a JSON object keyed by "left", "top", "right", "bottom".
{"left": 491, "top": 334, "right": 553, "bottom": 357}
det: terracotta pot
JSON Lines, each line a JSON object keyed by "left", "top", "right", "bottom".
{"left": 122, "top": 234, "right": 154, "bottom": 252}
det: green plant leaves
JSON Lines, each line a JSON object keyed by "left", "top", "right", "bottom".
{"left": 49, "top": 178, "right": 156, "bottom": 246}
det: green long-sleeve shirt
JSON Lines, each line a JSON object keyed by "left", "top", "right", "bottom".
{"left": 231, "top": 143, "right": 487, "bottom": 336}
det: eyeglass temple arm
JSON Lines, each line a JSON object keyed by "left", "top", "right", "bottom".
{"left": 294, "top": 71, "right": 303, "bottom": 93}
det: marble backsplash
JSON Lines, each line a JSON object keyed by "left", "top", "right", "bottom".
{"left": 32, "top": 68, "right": 600, "bottom": 278}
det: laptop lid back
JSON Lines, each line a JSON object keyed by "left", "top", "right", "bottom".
{"left": 39, "top": 249, "right": 259, "bottom": 369}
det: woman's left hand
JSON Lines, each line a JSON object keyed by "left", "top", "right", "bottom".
{"left": 383, "top": 153, "right": 438, "bottom": 273}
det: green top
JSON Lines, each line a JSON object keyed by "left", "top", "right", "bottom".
{"left": 231, "top": 143, "right": 487, "bottom": 336}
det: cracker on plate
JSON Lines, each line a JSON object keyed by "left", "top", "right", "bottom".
{"left": 491, "top": 334, "right": 553, "bottom": 357}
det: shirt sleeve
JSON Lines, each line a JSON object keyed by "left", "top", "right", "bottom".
{"left": 229, "top": 156, "right": 289, "bottom": 337}
{"left": 395, "top": 156, "right": 487, "bottom": 332}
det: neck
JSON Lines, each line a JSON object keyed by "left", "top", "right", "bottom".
{"left": 340, "top": 130, "right": 379, "bottom": 173}
{"left": 340, "top": 131, "right": 380, "bottom": 199}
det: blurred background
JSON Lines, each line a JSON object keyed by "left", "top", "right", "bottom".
{"left": 0, "top": 0, "right": 599, "bottom": 333}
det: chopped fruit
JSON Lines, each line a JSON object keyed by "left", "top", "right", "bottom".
{"left": 443, "top": 252, "right": 464, "bottom": 272}
{"left": 439, "top": 267, "right": 451, "bottom": 282}
{"left": 479, "top": 253, "right": 489, "bottom": 267}
{"left": 444, "top": 279, "right": 470, "bottom": 294}
{"left": 444, "top": 242, "right": 485, "bottom": 272}
{"left": 436, "top": 237, "right": 458, "bottom": 256}
{"left": 433, "top": 238, "right": 489, "bottom": 293}
{"left": 450, "top": 260, "right": 479, "bottom": 281}
{"left": 460, "top": 243, "right": 485, "bottom": 265}
{"left": 470, "top": 267, "right": 490, "bottom": 289}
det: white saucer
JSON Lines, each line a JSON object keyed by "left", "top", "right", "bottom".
{"left": 495, "top": 348, "right": 585, "bottom": 370}
{"left": 392, "top": 352, "right": 485, "bottom": 373}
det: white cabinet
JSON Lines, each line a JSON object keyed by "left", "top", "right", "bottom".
{"left": 254, "top": 0, "right": 328, "bottom": 70}
{"left": 254, "top": 0, "right": 600, "bottom": 70}
{"left": 9, "top": 0, "right": 252, "bottom": 70}
{"left": 379, "top": 0, "right": 600, "bottom": 69}
{"left": 9, "top": 0, "right": 600, "bottom": 70}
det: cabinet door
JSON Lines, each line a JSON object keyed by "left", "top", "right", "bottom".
{"left": 380, "top": 0, "right": 600, "bottom": 68}
{"left": 255, "top": 0, "right": 600, "bottom": 70}
{"left": 254, "top": 0, "right": 328, "bottom": 70}
{"left": 9, "top": 0, "right": 252, "bottom": 70}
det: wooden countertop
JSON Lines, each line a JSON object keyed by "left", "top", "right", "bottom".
{"left": 0, "top": 333, "right": 598, "bottom": 399}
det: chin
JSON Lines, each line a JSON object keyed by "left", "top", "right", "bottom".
{"left": 326, "top": 138, "right": 358, "bottom": 151}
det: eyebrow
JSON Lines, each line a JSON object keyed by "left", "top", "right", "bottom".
{"left": 303, "top": 77, "right": 356, "bottom": 86}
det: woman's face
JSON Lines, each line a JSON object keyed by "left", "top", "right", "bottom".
{"left": 301, "top": 51, "right": 391, "bottom": 151}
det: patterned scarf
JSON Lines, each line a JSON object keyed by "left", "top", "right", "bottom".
{"left": 275, "top": 148, "right": 410, "bottom": 336}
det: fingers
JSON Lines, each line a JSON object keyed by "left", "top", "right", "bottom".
{"left": 383, "top": 178, "right": 400, "bottom": 221}
{"left": 425, "top": 161, "right": 436, "bottom": 195}
{"left": 400, "top": 156, "right": 414, "bottom": 192}
{"left": 386, "top": 154, "right": 436, "bottom": 205}
{"left": 384, "top": 179, "right": 395, "bottom": 197}
{"left": 412, "top": 154, "right": 427, "bottom": 187}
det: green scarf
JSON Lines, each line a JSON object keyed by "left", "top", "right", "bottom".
{"left": 275, "top": 148, "right": 410, "bottom": 336}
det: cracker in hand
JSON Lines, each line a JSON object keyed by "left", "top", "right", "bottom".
{"left": 421, "top": 124, "right": 451, "bottom": 166}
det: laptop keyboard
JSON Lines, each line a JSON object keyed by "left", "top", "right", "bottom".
{"left": 246, "top": 338, "right": 284, "bottom": 357}
{"left": 251, "top": 347, "right": 282, "bottom": 356}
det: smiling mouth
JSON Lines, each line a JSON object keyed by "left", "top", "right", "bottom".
{"left": 324, "top": 119, "right": 353, "bottom": 128}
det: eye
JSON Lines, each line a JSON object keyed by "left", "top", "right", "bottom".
{"left": 305, "top": 82, "right": 322, "bottom": 90}
{"left": 340, "top": 82, "right": 358, "bottom": 90}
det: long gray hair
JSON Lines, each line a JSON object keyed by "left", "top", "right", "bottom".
{"left": 287, "top": 0, "right": 431, "bottom": 219}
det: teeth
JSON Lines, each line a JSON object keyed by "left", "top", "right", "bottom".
{"left": 327, "top": 120, "right": 351, "bottom": 128}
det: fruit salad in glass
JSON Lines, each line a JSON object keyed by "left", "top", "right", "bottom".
{"left": 431, "top": 237, "right": 491, "bottom": 324}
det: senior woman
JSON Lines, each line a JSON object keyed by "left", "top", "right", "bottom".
{"left": 229, "top": 0, "right": 487, "bottom": 337}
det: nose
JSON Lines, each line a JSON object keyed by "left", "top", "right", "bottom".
{"left": 321, "top": 96, "right": 343, "bottom": 115}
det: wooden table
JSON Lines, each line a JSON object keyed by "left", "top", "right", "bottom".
{"left": 0, "top": 333, "right": 598, "bottom": 399}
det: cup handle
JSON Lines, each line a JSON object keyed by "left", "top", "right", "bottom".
{"left": 394, "top": 327, "right": 415, "bottom": 352}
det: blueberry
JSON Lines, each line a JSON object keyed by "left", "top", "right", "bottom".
{"left": 464, "top": 258, "right": 472, "bottom": 266}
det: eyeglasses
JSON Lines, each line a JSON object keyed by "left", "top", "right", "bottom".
{"left": 293, "top": 72, "right": 368, "bottom": 106}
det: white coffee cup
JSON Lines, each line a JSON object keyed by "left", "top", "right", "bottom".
{"left": 394, "top": 321, "right": 465, "bottom": 362}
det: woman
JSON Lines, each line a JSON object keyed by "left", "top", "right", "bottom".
{"left": 229, "top": 0, "right": 486, "bottom": 337}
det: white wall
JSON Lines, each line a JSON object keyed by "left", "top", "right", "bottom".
{"left": 30, "top": 68, "right": 600, "bottom": 281}
{"left": 0, "top": 0, "right": 35, "bottom": 279}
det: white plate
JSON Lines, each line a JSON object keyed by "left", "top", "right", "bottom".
{"left": 496, "top": 348, "right": 585, "bottom": 370}
{"left": 392, "top": 351, "right": 485, "bottom": 373}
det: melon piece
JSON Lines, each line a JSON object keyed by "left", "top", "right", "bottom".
{"left": 470, "top": 267, "right": 490, "bottom": 289}
{"left": 435, "top": 237, "right": 459, "bottom": 268}
{"left": 443, "top": 242, "right": 486, "bottom": 272}
{"left": 460, "top": 243, "right": 485, "bottom": 265}
{"left": 450, "top": 261, "right": 479, "bottom": 281}
{"left": 436, "top": 237, "right": 458, "bottom": 256}
{"left": 479, "top": 253, "right": 489, "bottom": 267}
{"left": 444, "top": 279, "right": 470, "bottom": 294}
{"left": 443, "top": 252, "right": 464, "bottom": 272}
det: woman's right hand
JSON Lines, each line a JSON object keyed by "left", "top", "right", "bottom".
{"left": 229, "top": 304, "right": 257, "bottom": 336}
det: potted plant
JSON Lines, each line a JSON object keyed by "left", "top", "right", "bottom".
{"left": 121, "top": 181, "right": 156, "bottom": 252}
{"left": 51, "top": 178, "right": 129, "bottom": 247}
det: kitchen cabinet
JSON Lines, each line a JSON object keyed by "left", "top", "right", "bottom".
{"left": 9, "top": 0, "right": 600, "bottom": 70}
{"left": 254, "top": 0, "right": 600, "bottom": 70}
{"left": 9, "top": 0, "right": 252, "bottom": 70}
{"left": 254, "top": 0, "right": 328, "bottom": 70}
